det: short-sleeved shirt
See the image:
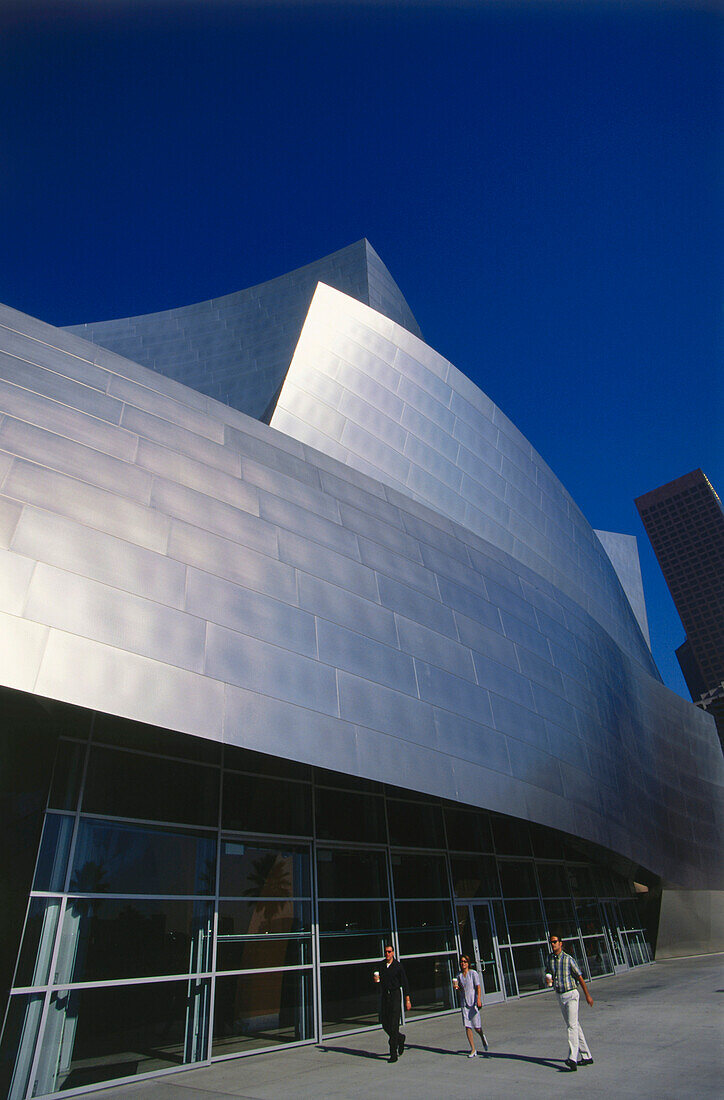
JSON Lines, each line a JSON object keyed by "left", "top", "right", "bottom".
{"left": 546, "top": 950, "right": 581, "bottom": 993}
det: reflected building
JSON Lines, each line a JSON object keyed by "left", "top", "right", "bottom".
{"left": 0, "top": 243, "right": 722, "bottom": 1098}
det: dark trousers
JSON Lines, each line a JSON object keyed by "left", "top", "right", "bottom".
{"left": 380, "top": 989, "right": 404, "bottom": 1054}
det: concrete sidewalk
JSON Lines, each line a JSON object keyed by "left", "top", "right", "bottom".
{"left": 78, "top": 954, "right": 724, "bottom": 1100}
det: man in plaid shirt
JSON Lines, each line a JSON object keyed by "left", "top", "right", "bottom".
{"left": 545, "top": 931, "right": 594, "bottom": 1071}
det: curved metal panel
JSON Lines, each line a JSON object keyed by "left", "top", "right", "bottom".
{"left": 63, "top": 240, "right": 422, "bottom": 420}
{"left": 272, "top": 283, "right": 655, "bottom": 674}
{"left": 0, "top": 299, "right": 721, "bottom": 893}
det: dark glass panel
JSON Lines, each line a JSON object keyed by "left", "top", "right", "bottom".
{"left": 536, "top": 863, "right": 570, "bottom": 898}
{"left": 444, "top": 807, "right": 493, "bottom": 852}
{"left": 319, "top": 933, "right": 388, "bottom": 963}
{"left": 70, "top": 819, "right": 216, "bottom": 896}
{"left": 592, "top": 865, "right": 617, "bottom": 896}
{"left": 0, "top": 993, "right": 44, "bottom": 1100}
{"left": 567, "top": 865, "right": 596, "bottom": 900}
{"left": 499, "top": 947, "right": 518, "bottom": 997}
{"left": 391, "top": 853, "right": 448, "bottom": 899}
{"left": 617, "top": 899, "right": 640, "bottom": 930}
{"left": 498, "top": 860, "right": 538, "bottom": 898}
{"left": 318, "top": 900, "right": 390, "bottom": 934}
{"left": 543, "top": 898, "right": 578, "bottom": 939}
{"left": 220, "top": 842, "right": 310, "bottom": 899}
{"left": 450, "top": 855, "right": 500, "bottom": 898}
{"left": 504, "top": 899, "right": 546, "bottom": 943}
{"left": 212, "top": 970, "right": 313, "bottom": 1053}
{"left": 42, "top": 979, "right": 208, "bottom": 1092}
{"left": 320, "top": 961, "right": 382, "bottom": 1034}
{"left": 312, "top": 767, "right": 380, "bottom": 793}
{"left": 396, "top": 899, "right": 456, "bottom": 955}
{"left": 576, "top": 900, "right": 603, "bottom": 937}
{"left": 317, "top": 849, "right": 388, "bottom": 899}
{"left": 315, "top": 787, "right": 385, "bottom": 843}
{"left": 491, "top": 816, "right": 532, "bottom": 856}
{"left": 400, "top": 954, "right": 456, "bottom": 1016}
{"left": 33, "top": 813, "right": 74, "bottom": 893}
{"left": 83, "top": 746, "right": 219, "bottom": 827}
{"left": 219, "top": 899, "right": 311, "bottom": 936}
{"left": 493, "top": 901, "right": 509, "bottom": 944}
{"left": 217, "top": 936, "right": 311, "bottom": 971}
{"left": 529, "top": 821, "right": 563, "bottom": 858}
{"left": 583, "top": 935, "right": 613, "bottom": 977}
{"left": 225, "top": 743, "right": 311, "bottom": 781}
{"left": 510, "top": 943, "right": 548, "bottom": 992}
{"left": 318, "top": 901, "right": 391, "bottom": 963}
{"left": 386, "top": 799, "right": 444, "bottom": 848}
{"left": 217, "top": 899, "right": 311, "bottom": 970}
{"left": 55, "top": 899, "right": 213, "bottom": 982}
{"left": 48, "top": 739, "right": 85, "bottom": 811}
{"left": 14, "top": 898, "right": 62, "bottom": 987}
{"left": 222, "top": 772, "right": 312, "bottom": 836}
{"left": 93, "top": 713, "right": 220, "bottom": 763}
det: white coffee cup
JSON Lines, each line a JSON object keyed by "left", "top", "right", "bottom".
{"left": 453, "top": 977, "right": 459, "bottom": 989}
{"left": 373, "top": 971, "right": 380, "bottom": 982}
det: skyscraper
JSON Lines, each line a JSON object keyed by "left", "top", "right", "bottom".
{"left": 635, "top": 470, "right": 724, "bottom": 703}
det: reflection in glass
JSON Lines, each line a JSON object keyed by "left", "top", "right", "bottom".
{"left": 320, "top": 961, "right": 383, "bottom": 1034}
{"left": 510, "top": 943, "right": 548, "bottom": 992}
{"left": 220, "top": 842, "right": 310, "bottom": 899}
{"left": 14, "top": 898, "right": 62, "bottom": 988}
{"left": 401, "top": 954, "right": 455, "bottom": 1016}
{"left": 567, "top": 865, "right": 596, "bottom": 899}
{"left": 217, "top": 899, "right": 312, "bottom": 971}
{"left": 212, "top": 970, "right": 313, "bottom": 1054}
{"left": 391, "top": 852, "right": 448, "bottom": 899}
{"left": 318, "top": 900, "right": 391, "bottom": 963}
{"left": 583, "top": 935, "right": 613, "bottom": 977}
{"left": 576, "top": 900, "right": 604, "bottom": 937}
{"left": 315, "top": 787, "right": 385, "bottom": 843}
{"left": 83, "top": 746, "right": 219, "bottom": 827}
{"left": 450, "top": 854, "right": 499, "bottom": 898}
{"left": 35, "top": 979, "right": 208, "bottom": 1094}
{"left": 54, "top": 899, "right": 213, "bottom": 983}
{"left": 396, "top": 900, "right": 455, "bottom": 955}
{"left": 499, "top": 947, "right": 518, "bottom": 997}
{"left": 386, "top": 799, "right": 444, "bottom": 848}
{"left": 70, "top": 820, "right": 216, "bottom": 896}
{"left": 33, "top": 813, "right": 74, "bottom": 893}
{"left": 317, "top": 849, "right": 387, "bottom": 899}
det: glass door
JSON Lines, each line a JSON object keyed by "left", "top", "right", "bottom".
{"left": 455, "top": 902, "right": 504, "bottom": 1004}
{"left": 601, "top": 901, "right": 628, "bottom": 973}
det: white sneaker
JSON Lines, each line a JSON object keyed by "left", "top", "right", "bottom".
{"left": 467, "top": 1051, "right": 477, "bottom": 1058}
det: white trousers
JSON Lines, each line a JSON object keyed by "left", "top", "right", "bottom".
{"left": 557, "top": 989, "right": 591, "bottom": 1062}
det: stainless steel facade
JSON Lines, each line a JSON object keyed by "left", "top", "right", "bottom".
{"left": 0, "top": 248, "right": 722, "bottom": 1094}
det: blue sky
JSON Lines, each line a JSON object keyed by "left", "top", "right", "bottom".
{"left": 1, "top": 0, "right": 722, "bottom": 696}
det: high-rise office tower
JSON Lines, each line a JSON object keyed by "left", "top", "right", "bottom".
{"left": 635, "top": 470, "right": 724, "bottom": 703}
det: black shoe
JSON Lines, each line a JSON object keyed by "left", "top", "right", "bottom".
{"left": 398, "top": 1034, "right": 406, "bottom": 1056}
{"left": 389, "top": 1053, "right": 398, "bottom": 1063}
{"left": 578, "top": 1057, "right": 594, "bottom": 1066}
{"left": 565, "top": 1059, "right": 578, "bottom": 1071}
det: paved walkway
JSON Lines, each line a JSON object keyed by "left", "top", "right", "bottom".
{"left": 78, "top": 954, "right": 724, "bottom": 1100}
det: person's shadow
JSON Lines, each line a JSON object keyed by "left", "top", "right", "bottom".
{"left": 321, "top": 1043, "right": 565, "bottom": 1070}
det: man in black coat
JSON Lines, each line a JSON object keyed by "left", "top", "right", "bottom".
{"left": 375, "top": 944, "right": 412, "bottom": 1062}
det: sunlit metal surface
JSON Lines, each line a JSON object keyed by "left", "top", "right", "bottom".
{"left": 0, "top": 292, "right": 721, "bottom": 892}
